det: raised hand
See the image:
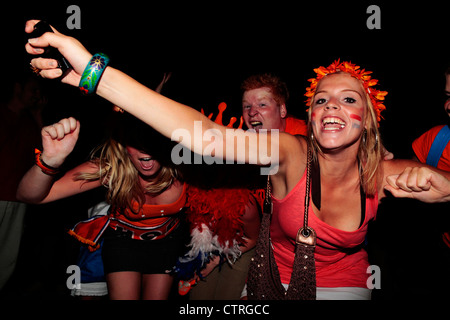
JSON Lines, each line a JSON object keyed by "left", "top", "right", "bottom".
{"left": 25, "top": 20, "right": 92, "bottom": 86}
{"left": 40, "top": 117, "right": 80, "bottom": 168}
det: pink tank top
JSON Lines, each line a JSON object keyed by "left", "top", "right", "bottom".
{"left": 270, "top": 169, "right": 378, "bottom": 288}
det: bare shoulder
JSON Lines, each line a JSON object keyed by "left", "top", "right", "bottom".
{"left": 278, "top": 133, "right": 307, "bottom": 170}
{"left": 272, "top": 133, "right": 308, "bottom": 199}
{"left": 279, "top": 133, "right": 307, "bottom": 157}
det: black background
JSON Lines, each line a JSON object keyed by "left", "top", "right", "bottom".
{"left": 1, "top": 0, "right": 449, "bottom": 308}
{"left": 4, "top": 1, "right": 449, "bottom": 158}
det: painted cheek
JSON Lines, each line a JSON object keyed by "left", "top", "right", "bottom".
{"left": 350, "top": 113, "right": 362, "bottom": 129}
{"left": 311, "top": 112, "right": 316, "bottom": 127}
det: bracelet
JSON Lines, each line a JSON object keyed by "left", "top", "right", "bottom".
{"left": 35, "top": 149, "right": 60, "bottom": 176}
{"left": 79, "top": 53, "right": 110, "bottom": 95}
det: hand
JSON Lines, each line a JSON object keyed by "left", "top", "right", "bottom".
{"left": 382, "top": 146, "right": 394, "bottom": 160}
{"left": 184, "top": 255, "right": 221, "bottom": 286}
{"left": 199, "top": 255, "right": 221, "bottom": 278}
{"left": 41, "top": 117, "right": 80, "bottom": 168}
{"left": 25, "top": 20, "right": 92, "bottom": 87}
{"left": 384, "top": 167, "right": 450, "bottom": 203}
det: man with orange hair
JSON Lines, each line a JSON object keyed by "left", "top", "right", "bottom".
{"left": 241, "top": 73, "right": 307, "bottom": 136}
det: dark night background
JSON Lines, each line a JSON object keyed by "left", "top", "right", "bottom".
{"left": 1, "top": 0, "right": 449, "bottom": 311}
{"left": 4, "top": 1, "right": 449, "bottom": 156}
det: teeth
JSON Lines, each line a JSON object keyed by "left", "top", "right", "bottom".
{"left": 250, "top": 121, "right": 262, "bottom": 126}
{"left": 140, "top": 157, "right": 152, "bottom": 161}
{"left": 322, "top": 117, "right": 345, "bottom": 125}
{"left": 322, "top": 117, "right": 346, "bottom": 129}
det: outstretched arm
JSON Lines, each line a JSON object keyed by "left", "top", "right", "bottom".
{"left": 25, "top": 20, "right": 282, "bottom": 168}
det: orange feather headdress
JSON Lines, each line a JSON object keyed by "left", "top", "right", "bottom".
{"left": 305, "top": 59, "right": 388, "bottom": 124}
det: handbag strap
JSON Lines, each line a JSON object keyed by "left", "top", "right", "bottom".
{"left": 288, "top": 145, "right": 317, "bottom": 300}
{"left": 264, "top": 145, "right": 316, "bottom": 245}
{"left": 296, "top": 146, "right": 316, "bottom": 246}
{"left": 263, "top": 174, "right": 273, "bottom": 214}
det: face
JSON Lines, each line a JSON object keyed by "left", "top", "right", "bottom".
{"left": 445, "top": 74, "right": 450, "bottom": 117}
{"left": 310, "top": 73, "right": 367, "bottom": 152}
{"left": 242, "top": 87, "right": 287, "bottom": 131}
{"left": 126, "top": 146, "right": 161, "bottom": 179}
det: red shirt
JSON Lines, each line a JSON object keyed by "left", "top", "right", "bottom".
{"left": 284, "top": 116, "right": 307, "bottom": 136}
{"left": 412, "top": 125, "right": 450, "bottom": 171}
{"left": 270, "top": 169, "right": 378, "bottom": 288}
{"left": 115, "top": 183, "right": 187, "bottom": 228}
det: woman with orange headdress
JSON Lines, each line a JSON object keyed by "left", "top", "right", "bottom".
{"left": 24, "top": 21, "right": 450, "bottom": 300}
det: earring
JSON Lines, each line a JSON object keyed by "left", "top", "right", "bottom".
{"left": 362, "top": 129, "right": 379, "bottom": 148}
{"left": 362, "top": 129, "right": 367, "bottom": 145}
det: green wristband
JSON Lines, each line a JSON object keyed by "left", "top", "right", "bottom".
{"left": 79, "top": 53, "right": 110, "bottom": 95}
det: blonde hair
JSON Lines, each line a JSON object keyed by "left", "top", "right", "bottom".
{"left": 76, "top": 138, "right": 181, "bottom": 211}
{"left": 307, "top": 77, "right": 383, "bottom": 196}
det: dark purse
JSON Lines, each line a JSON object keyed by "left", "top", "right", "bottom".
{"left": 247, "top": 147, "right": 316, "bottom": 300}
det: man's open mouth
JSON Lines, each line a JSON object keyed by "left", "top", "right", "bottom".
{"left": 250, "top": 121, "right": 263, "bottom": 129}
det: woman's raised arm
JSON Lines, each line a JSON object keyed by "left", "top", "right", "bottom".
{"left": 25, "top": 20, "right": 285, "bottom": 171}
{"left": 16, "top": 117, "right": 100, "bottom": 204}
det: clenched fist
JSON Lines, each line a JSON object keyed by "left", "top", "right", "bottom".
{"left": 40, "top": 117, "right": 80, "bottom": 168}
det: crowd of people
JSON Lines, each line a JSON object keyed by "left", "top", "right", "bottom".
{"left": 0, "top": 19, "right": 449, "bottom": 301}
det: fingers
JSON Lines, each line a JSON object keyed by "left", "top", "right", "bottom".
{"left": 26, "top": 27, "right": 65, "bottom": 79}
{"left": 25, "top": 22, "right": 69, "bottom": 60}
{"left": 30, "top": 58, "right": 62, "bottom": 79}
{"left": 42, "top": 117, "right": 79, "bottom": 140}
{"left": 25, "top": 20, "right": 60, "bottom": 34}
{"left": 385, "top": 167, "right": 432, "bottom": 194}
{"left": 383, "top": 150, "right": 394, "bottom": 161}
{"left": 25, "top": 19, "right": 92, "bottom": 85}
{"left": 383, "top": 184, "right": 410, "bottom": 199}
{"left": 24, "top": 20, "right": 40, "bottom": 33}
{"left": 31, "top": 57, "right": 57, "bottom": 69}
{"left": 26, "top": 31, "right": 59, "bottom": 55}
